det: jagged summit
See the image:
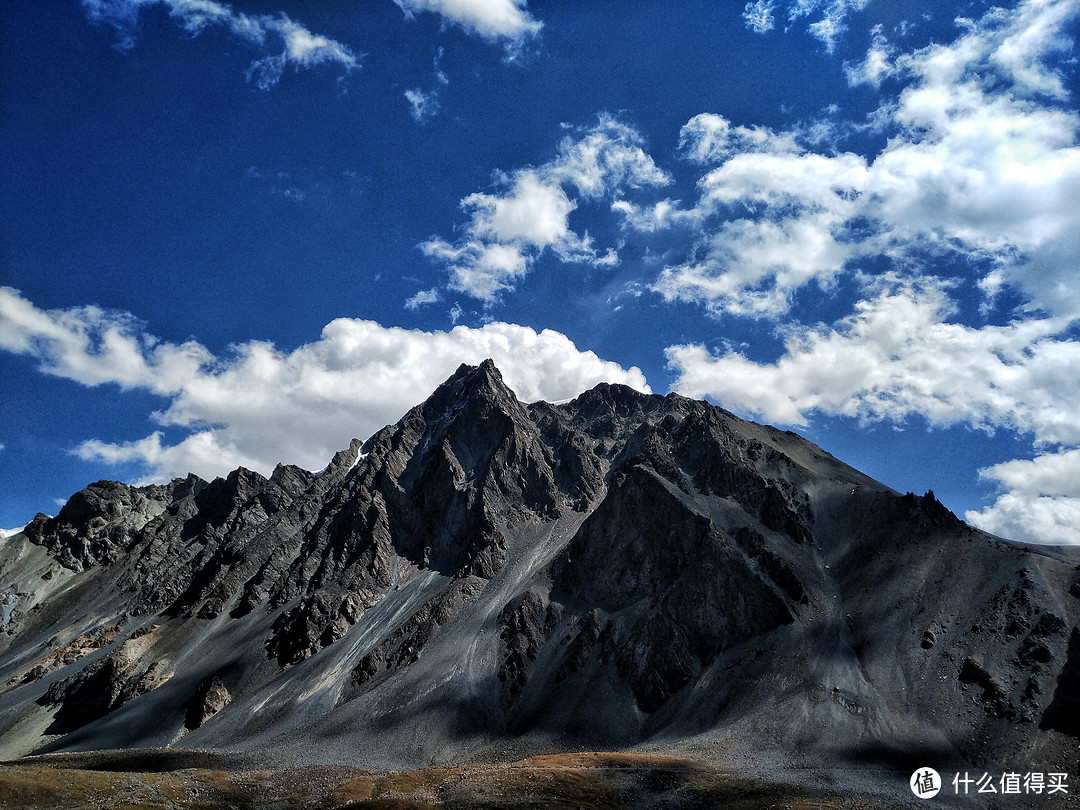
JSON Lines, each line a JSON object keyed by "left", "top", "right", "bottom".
{"left": 1, "top": 361, "right": 1078, "bottom": 804}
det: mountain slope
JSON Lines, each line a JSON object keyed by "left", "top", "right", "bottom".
{"left": 1, "top": 360, "right": 1077, "bottom": 803}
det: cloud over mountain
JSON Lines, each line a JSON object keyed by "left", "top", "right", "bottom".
{"left": 645, "top": 0, "right": 1080, "bottom": 545}
{"left": 6, "top": 0, "right": 1079, "bottom": 550}
{"left": 0, "top": 288, "right": 648, "bottom": 483}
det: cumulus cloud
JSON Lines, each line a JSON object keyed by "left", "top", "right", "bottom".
{"left": 423, "top": 116, "right": 670, "bottom": 300}
{"left": 966, "top": 449, "right": 1080, "bottom": 545}
{"left": 643, "top": 0, "right": 1080, "bottom": 321}
{"left": 0, "top": 287, "right": 649, "bottom": 483}
{"left": 666, "top": 276, "right": 1080, "bottom": 441}
{"left": 393, "top": 0, "right": 541, "bottom": 54}
{"left": 81, "top": 0, "right": 358, "bottom": 88}
{"left": 651, "top": 113, "right": 867, "bottom": 316}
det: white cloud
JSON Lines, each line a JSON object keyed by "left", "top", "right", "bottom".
{"left": 744, "top": 0, "right": 871, "bottom": 50}
{"left": 743, "top": 2, "right": 776, "bottom": 34}
{"left": 81, "top": 0, "right": 358, "bottom": 89}
{"left": 611, "top": 198, "right": 698, "bottom": 233}
{"left": 975, "top": 447, "right": 1080, "bottom": 499}
{"left": 405, "top": 88, "right": 440, "bottom": 123}
{"left": 805, "top": 0, "right": 871, "bottom": 52}
{"left": 393, "top": 0, "right": 541, "bottom": 53}
{"left": 845, "top": 24, "right": 894, "bottom": 87}
{"left": 666, "top": 276, "right": 1080, "bottom": 442}
{"left": 967, "top": 448, "right": 1080, "bottom": 545}
{"left": 423, "top": 238, "right": 531, "bottom": 301}
{"left": 0, "top": 288, "right": 649, "bottom": 484}
{"left": 654, "top": 114, "right": 868, "bottom": 316}
{"left": 968, "top": 489, "right": 1080, "bottom": 546}
{"left": 548, "top": 121, "right": 672, "bottom": 199}
{"left": 868, "top": 0, "right": 1080, "bottom": 320}
{"left": 652, "top": 0, "right": 1080, "bottom": 545}
{"left": 0, "top": 287, "right": 211, "bottom": 394}
{"left": 405, "top": 287, "right": 440, "bottom": 309}
{"left": 467, "top": 171, "right": 579, "bottom": 249}
{"left": 423, "top": 116, "right": 670, "bottom": 300}
{"left": 642, "top": 0, "right": 1080, "bottom": 321}
{"left": 665, "top": 275, "right": 1080, "bottom": 545}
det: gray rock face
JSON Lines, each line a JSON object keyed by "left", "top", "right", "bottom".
{"left": 185, "top": 675, "right": 231, "bottom": 730}
{"left": 0, "top": 360, "right": 1077, "bottom": 797}
{"left": 24, "top": 478, "right": 200, "bottom": 572}
{"left": 35, "top": 626, "right": 169, "bottom": 735}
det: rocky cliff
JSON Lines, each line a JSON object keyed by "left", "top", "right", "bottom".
{"left": 1, "top": 360, "right": 1077, "bottom": 802}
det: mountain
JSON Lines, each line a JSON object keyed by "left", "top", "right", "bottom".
{"left": 1, "top": 360, "right": 1078, "bottom": 805}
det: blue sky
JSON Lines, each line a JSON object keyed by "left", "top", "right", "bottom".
{"left": 2, "top": 0, "right": 1079, "bottom": 545}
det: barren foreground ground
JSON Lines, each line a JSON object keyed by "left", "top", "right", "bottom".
{"left": 0, "top": 750, "right": 912, "bottom": 809}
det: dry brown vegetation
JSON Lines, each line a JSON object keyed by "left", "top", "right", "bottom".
{"left": 0, "top": 750, "right": 912, "bottom": 809}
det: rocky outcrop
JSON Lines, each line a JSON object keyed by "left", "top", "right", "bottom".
{"left": 1, "top": 625, "right": 124, "bottom": 697}
{"left": 24, "top": 477, "right": 201, "bottom": 572}
{"left": 550, "top": 463, "right": 796, "bottom": 712}
{"left": 497, "top": 589, "right": 561, "bottom": 710}
{"left": 36, "top": 627, "right": 170, "bottom": 735}
{"left": 351, "top": 577, "right": 485, "bottom": 693}
{"left": 1041, "top": 627, "right": 1080, "bottom": 737}
{"left": 185, "top": 675, "right": 231, "bottom": 730}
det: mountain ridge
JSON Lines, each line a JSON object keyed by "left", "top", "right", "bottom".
{"left": 1, "top": 360, "right": 1077, "bottom": 806}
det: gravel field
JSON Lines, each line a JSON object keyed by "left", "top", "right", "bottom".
{"left": 0, "top": 748, "right": 921, "bottom": 809}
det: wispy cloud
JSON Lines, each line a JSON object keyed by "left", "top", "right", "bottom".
{"left": 423, "top": 115, "right": 670, "bottom": 300}
{"left": 0, "top": 288, "right": 649, "bottom": 484}
{"left": 404, "top": 49, "right": 450, "bottom": 124}
{"left": 744, "top": 0, "right": 871, "bottom": 50}
{"left": 81, "top": 0, "right": 359, "bottom": 89}
{"left": 743, "top": 1, "right": 776, "bottom": 34}
{"left": 405, "top": 287, "right": 440, "bottom": 309}
{"left": 405, "top": 87, "right": 440, "bottom": 123}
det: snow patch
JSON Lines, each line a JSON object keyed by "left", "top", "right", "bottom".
{"left": 347, "top": 451, "right": 368, "bottom": 473}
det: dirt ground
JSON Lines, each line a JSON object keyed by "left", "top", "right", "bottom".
{"left": 0, "top": 749, "right": 914, "bottom": 809}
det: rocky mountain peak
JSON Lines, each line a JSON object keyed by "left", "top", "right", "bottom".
{"left": 1, "top": 361, "right": 1077, "bottom": 795}
{"left": 425, "top": 357, "right": 514, "bottom": 405}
